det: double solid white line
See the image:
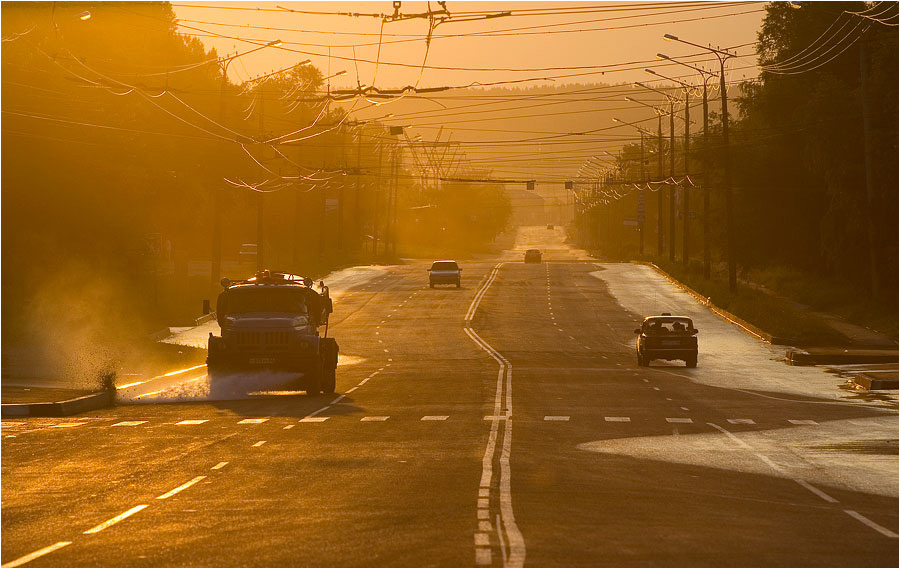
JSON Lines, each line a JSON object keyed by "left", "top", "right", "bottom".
{"left": 465, "top": 262, "right": 526, "bottom": 568}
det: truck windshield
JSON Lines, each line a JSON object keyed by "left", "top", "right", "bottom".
{"left": 225, "top": 288, "right": 308, "bottom": 314}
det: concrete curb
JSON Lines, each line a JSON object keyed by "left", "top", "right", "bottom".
{"left": 1, "top": 390, "right": 114, "bottom": 418}
{"left": 637, "top": 262, "right": 794, "bottom": 345}
{"left": 854, "top": 371, "right": 899, "bottom": 391}
{"left": 195, "top": 312, "right": 216, "bottom": 326}
{"left": 787, "top": 349, "right": 899, "bottom": 366}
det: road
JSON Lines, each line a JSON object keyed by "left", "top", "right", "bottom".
{"left": 2, "top": 226, "right": 897, "bottom": 567}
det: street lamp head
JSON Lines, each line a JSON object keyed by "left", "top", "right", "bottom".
{"left": 645, "top": 69, "right": 658, "bottom": 76}
{"left": 657, "top": 53, "right": 670, "bottom": 61}
{"left": 268, "top": 39, "right": 284, "bottom": 47}
{"left": 664, "top": 33, "right": 679, "bottom": 41}
{"left": 298, "top": 59, "right": 312, "bottom": 66}
{"left": 612, "top": 117, "right": 621, "bottom": 123}
{"left": 79, "top": 11, "right": 92, "bottom": 20}
{"left": 335, "top": 70, "right": 348, "bottom": 76}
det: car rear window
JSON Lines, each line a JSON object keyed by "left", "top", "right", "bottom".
{"left": 431, "top": 262, "right": 459, "bottom": 271}
{"left": 644, "top": 318, "right": 693, "bottom": 334}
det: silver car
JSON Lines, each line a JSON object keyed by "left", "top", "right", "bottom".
{"left": 428, "top": 260, "right": 461, "bottom": 288}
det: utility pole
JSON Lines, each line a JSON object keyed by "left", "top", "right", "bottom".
{"left": 669, "top": 97, "right": 676, "bottom": 262}
{"left": 859, "top": 33, "right": 881, "bottom": 299}
{"left": 639, "top": 132, "right": 645, "bottom": 255}
{"left": 682, "top": 85, "right": 690, "bottom": 267}
{"left": 373, "top": 141, "right": 384, "bottom": 257}
{"left": 257, "top": 83, "right": 265, "bottom": 271}
{"left": 353, "top": 127, "right": 362, "bottom": 253}
{"left": 657, "top": 113, "right": 664, "bottom": 256}
{"left": 211, "top": 63, "right": 227, "bottom": 293}
{"left": 702, "top": 79, "right": 711, "bottom": 279}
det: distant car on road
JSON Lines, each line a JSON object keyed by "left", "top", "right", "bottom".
{"left": 524, "top": 249, "right": 542, "bottom": 263}
{"left": 428, "top": 260, "right": 461, "bottom": 288}
{"left": 546, "top": 224, "right": 554, "bottom": 229}
{"left": 635, "top": 313, "right": 698, "bottom": 367}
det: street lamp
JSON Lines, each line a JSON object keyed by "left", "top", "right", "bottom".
{"left": 613, "top": 117, "right": 653, "bottom": 255}
{"left": 647, "top": 67, "right": 693, "bottom": 266}
{"left": 636, "top": 79, "right": 680, "bottom": 260}
{"left": 658, "top": 53, "right": 718, "bottom": 278}
{"left": 210, "top": 39, "right": 285, "bottom": 290}
{"left": 664, "top": 33, "right": 738, "bottom": 291}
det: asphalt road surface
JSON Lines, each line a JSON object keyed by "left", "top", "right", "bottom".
{"left": 3, "top": 226, "right": 897, "bottom": 567}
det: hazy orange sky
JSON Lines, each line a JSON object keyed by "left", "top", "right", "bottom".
{"left": 171, "top": 1, "right": 766, "bottom": 90}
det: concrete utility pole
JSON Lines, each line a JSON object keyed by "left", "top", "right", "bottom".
{"left": 373, "top": 141, "right": 384, "bottom": 257}
{"left": 665, "top": 34, "right": 736, "bottom": 290}
{"left": 669, "top": 97, "right": 676, "bottom": 262}
{"left": 257, "top": 84, "right": 265, "bottom": 270}
{"left": 683, "top": 86, "right": 690, "bottom": 267}
{"left": 658, "top": 114, "right": 664, "bottom": 256}
{"left": 639, "top": 132, "right": 645, "bottom": 255}
{"left": 354, "top": 127, "right": 363, "bottom": 252}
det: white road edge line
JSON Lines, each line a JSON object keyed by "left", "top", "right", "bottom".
{"left": 464, "top": 262, "right": 525, "bottom": 568}
{"left": 1, "top": 542, "right": 72, "bottom": 568}
{"left": 156, "top": 476, "right": 206, "bottom": 500}
{"left": 83, "top": 505, "right": 149, "bottom": 534}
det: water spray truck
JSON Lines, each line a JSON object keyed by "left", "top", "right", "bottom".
{"left": 207, "top": 270, "right": 338, "bottom": 395}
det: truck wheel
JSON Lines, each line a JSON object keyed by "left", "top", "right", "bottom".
{"left": 429, "top": 282, "right": 434, "bottom": 288}
{"left": 685, "top": 355, "right": 697, "bottom": 368}
{"left": 636, "top": 352, "right": 644, "bottom": 366}
{"left": 456, "top": 279, "right": 461, "bottom": 288}
{"left": 306, "top": 360, "right": 323, "bottom": 396}
{"left": 320, "top": 338, "right": 338, "bottom": 394}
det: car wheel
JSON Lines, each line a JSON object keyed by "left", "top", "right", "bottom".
{"left": 456, "top": 279, "right": 461, "bottom": 288}
{"left": 636, "top": 351, "right": 644, "bottom": 366}
{"left": 429, "top": 282, "right": 434, "bottom": 288}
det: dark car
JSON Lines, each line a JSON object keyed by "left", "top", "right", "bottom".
{"left": 546, "top": 224, "right": 554, "bottom": 229}
{"left": 524, "top": 249, "right": 542, "bottom": 263}
{"left": 635, "top": 314, "right": 698, "bottom": 367}
{"left": 428, "top": 260, "right": 461, "bottom": 288}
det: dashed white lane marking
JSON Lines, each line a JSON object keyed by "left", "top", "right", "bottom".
{"left": 211, "top": 462, "right": 228, "bottom": 470}
{"left": 421, "top": 416, "right": 449, "bottom": 421}
{"left": 156, "top": 476, "right": 206, "bottom": 500}
{"left": 475, "top": 548, "right": 492, "bottom": 566}
{"left": 83, "top": 505, "right": 148, "bottom": 534}
{"left": 479, "top": 520, "right": 492, "bottom": 531}
{"left": 238, "top": 418, "right": 269, "bottom": 424}
{"left": 795, "top": 479, "right": 838, "bottom": 503}
{"left": 299, "top": 417, "right": 329, "bottom": 423}
{"left": 176, "top": 420, "right": 208, "bottom": 425}
{"left": 706, "top": 422, "right": 894, "bottom": 537}
{"left": 360, "top": 416, "right": 389, "bottom": 422}
{"left": 844, "top": 510, "right": 899, "bottom": 538}
{"left": 605, "top": 416, "right": 630, "bottom": 422}
{"left": 666, "top": 418, "right": 693, "bottom": 423}
{"left": 50, "top": 423, "right": 86, "bottom": 428}
{"left": 543, "top": 416, "right": 570, "bottom": 421}
{"left": 652, "top": 387, "right": 661, "bottom": 391}
{"left": 283, "top": 425, "right": 295, "bottom": 430}
{"left": 483, "top": 415, "right": 510, "bottom": 421}
{"left": 728, "top": 419, "right": 756, "bottom": 425}
{"left": 1, "top": 541, "right": 72, "bottom": 568}
{"left": 112, "top": 421, "right": 147, "bottom": 427}
{"left": 680, "top": 406, "right": 689, "bottom": 411}
{"left": 788, "top": 419, "right": 818, "bottom": 425}
{"left": 345, "top": 386, "right": 358, "bottom": 393}
{"left": 252, "top": 440, "right": 266, "bottom": 447}
{"left": 479, "top": 488, "right": 490, "bottom": 497}
{"left": 642, "top": 379, "right": 649, "bottom": 383}
{"left": 477, "top": 498, "right": 490, "bottom": 508}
